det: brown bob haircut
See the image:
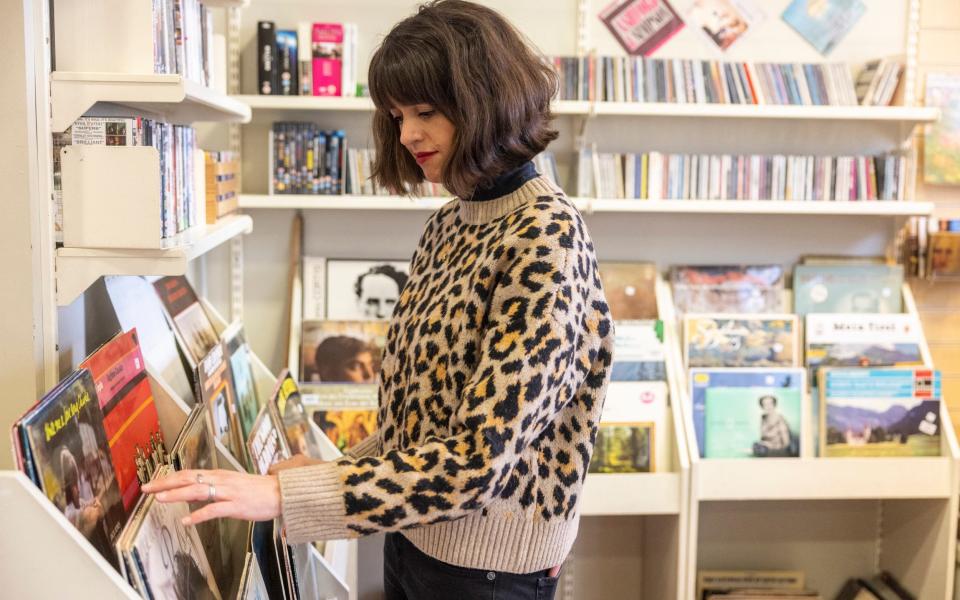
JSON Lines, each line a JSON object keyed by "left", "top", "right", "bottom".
{"left": 368, "top": 0, "right": 559, "bottom": 199}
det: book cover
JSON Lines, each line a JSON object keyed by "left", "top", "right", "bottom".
{"left": 781, "top": 0, "right": 866, "bottom": 56}
{"left": 276, "top": 29, "right": 298, "bottom": 96}
{"left": 598, "top": 261, "right": 658, "bottom": 320}
{"left": 20, "top": 370, "right": 125, "bottom": 568}
{"left": 248, "top": 403, "right": 291, "bottom": 476}
{"left": 793, "top": 264, "right": 903, "bottom": 315}
{"left": 684, "top": 314, "right": 798, "bottom": 368}
{"left": 198, "top": 341, "right": 246, "bottom": 465}
{"left": 272, "top": 370, "right": 325, "bottom": 457}
{"left": 611, "top": 320, "right": 667, "bottom": 382}
{"left": 690, "top": 368, "right": 805, "bottom": 458}
{"left": 257, "top": 21, "right": 278, "bottom": 95}
{"left": 153, "top": 275, "right": 219, "bottom": 368}
{"left": 671, "top": 265, "right": 785, "bottom": 313}
{"left": 598, "top": 381, "right": 669, "bottom": 472}
{"left": 127, "top": 476, "right": 223, "bottom": 600}
{"left": 312, "top": 23, "right": 344, "bottom": 96}
{"left": 223, "top": 322, "right": 260, "bottom": 441}
{"left": 80, "top": 329, "right": 161, "bottom": 512}
{"left": 821, "top": 367, "right": 941, "bottom": 458}
{"left": 599, "top": 0, "right": 684, "bottom": 57}
{"left": 923, "top": 73, "right": 960, "bottom": 185}
{"left": 325, "top": 259, "right": 410, "bottom": 321}
{"left": 300, "top": 320, "right": 389, "bottom": 384}
{"left": 300, "top": 383, "right": 378, "bottom": 452}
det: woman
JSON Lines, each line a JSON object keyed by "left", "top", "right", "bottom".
{"left": 144, "top": 2, "right": 613, "bottom": 598}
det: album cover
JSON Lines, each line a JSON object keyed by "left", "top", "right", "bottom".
{"left": 600, "top": 382, "right": 669, "bottom": 471}
{"left": 599, "top": 0, "right": 684, "bottom": 56}
{"left": 301, "top": 383, "right": 378, "bottom": 452}
{"left": 248, "top": 404, "right": 292, "bottom": 475}
{"left": 80, "top": 328, "right": 161, "bottom": 512}
{"left": 924, "top": 73, "right": 960, "bottom": 185}
{"left": 671, "top": 265, "right": 785, "bottom": 314}
{"left": 793, "top": 264, "right": 903, "bottom": 315}
{"left": 198, "top": 341, "right": 246, "bottom": 464}
{"left": 19, "top": 369, "right": 125, "bottom": 568}
{"left": 300, "top": 320, "right": 389, "bottom": 383}
{"left": 223, "top": 321, "right": 260, "bottom": 441}
{"left": 611, "top": 320, "right": 667, "bottom": 382}
{"left": 598, "top": 262, "right": 658, "bottom": 321}
{"left": 325, "top": 259, "right": 410, "bottom": 321}
{"left": 127, "top": 472, "right": 223, "bottom": 600}
{"left": 928, "top": 232, "right": 960, "bottom": 277}
{"left": 684, "top": 314, "right": 799, "bottom": 368}
{"left": 690, "top": 368, "right": 805, "bottom": 458}
{"left": 688, "top": 0, "right": 764, "bottom": 52}
{"left": 271, "top": 370, "right": 325, "bottom": 457}
{"left": 781, "top": 0, "right": 866, "bottom": 55}
{"left": 105, "top": 275, "right": 194, "bottom": 403}
{"left": 697, "top": 570, "right": 805, "bottom": 600}
{"left": 153, "top": 275, "right": 219, "bottom": 368}
{"left": 589, "top": 423, "right": 654, "bottom": 473}
{"left": 821, "top": 367, "right": 941, "bottom": 458}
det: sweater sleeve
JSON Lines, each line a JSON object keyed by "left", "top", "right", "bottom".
{"left": 343, "top": 430, "right": 380, "bottom": 459}
{"left": 279, "top": 236, "right": 603, "bottom": 543}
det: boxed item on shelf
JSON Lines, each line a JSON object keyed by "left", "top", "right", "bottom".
{"left": 205, "top": 151, "right": 240, "bottom": 224}
{"left": 258, "top": 20, "right": 359, "bottom": 97}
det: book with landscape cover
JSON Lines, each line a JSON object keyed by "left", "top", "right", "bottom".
{"left": 820, "top": 367, "right": 941, "bottom": 458}
{"left": 80, "top": 328, "right": 161, "bottom": 513}
{"left": 805, "top": 313, "right": 923, "bottom": 384}
{"left": 18, "top": 369, "right": 125, "bottom": 568}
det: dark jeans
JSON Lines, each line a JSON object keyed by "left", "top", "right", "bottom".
{"left": 383, "top": 532, "right": 559, "bottom": 600}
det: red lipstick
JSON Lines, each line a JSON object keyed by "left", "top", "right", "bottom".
{"left": 415, "top": 151, "right": 438, "bottom": 165}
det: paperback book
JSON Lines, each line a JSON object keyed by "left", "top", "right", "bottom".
{"left": 820, "top": 367, "right": 940, "bottom": 458}
{"left": 671, "top": 265, "right": 785, "bottom": 314}
{"left": 598, "top": 261, "right": 658, "bottom": 321}
{"left": 793, "top": 264, "right": 903, "bottom": 315}
{"left": 684, "top": 314, "right": 799, "bottom": 368}
{"left": 690, "top": 368, "right": 805, "bottom": 458}
{"left": 300, "top": 320, "right": 389, "bottom": 384}
{"left": 593, "top": 381, "right": 669, "bottom": 472}
{"left": 301, "top": 383, "right": 378, "bottom": 452}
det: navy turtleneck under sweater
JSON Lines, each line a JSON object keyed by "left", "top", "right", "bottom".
{"left": 467, "top": 161, "right": 539, "bottom": 202}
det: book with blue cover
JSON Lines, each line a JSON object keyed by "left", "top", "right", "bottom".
{"left": 690, "top": 368, "right": 805, "bottom": 458}
{"left": 781, "top": 0, "right": 866, "bottom": 56}
{"left": 793, "top": 264, "right": 903, "bottom": 315}
{"left": 684, "top": 314, "right": 798, "bottom": 368}
{"left": 820, "top": 367, "right": 941, "bottom": 457}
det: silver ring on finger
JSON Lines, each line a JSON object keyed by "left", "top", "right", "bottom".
{"left": 208, "top": 483, "right": 216, "bottom": 502}
{"left": 196, "top": 472, "right": 205, "bottom": 485}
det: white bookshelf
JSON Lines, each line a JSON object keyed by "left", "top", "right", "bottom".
{"left": 55, "top": 215, "right": 253, "bottom": 306}
{"left": 51, "top": 72, "right": 251, "bottom": 133}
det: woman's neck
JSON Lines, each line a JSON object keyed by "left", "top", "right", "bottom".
{"left": 468, "top": 161, "right": 538, "bottom": 201}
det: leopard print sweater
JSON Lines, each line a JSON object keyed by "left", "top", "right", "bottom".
{"left": 279, "top": 174, "right": 614, "bottom": 574}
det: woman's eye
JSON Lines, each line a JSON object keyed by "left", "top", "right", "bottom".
{"left": 419, "top": 110, "right": 435, "bottom": 118}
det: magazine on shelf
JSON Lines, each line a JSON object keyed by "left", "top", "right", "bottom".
{"left": 223, "top": 321, "right": 261, "bottom": 441}
{"left": 271, "top": 370, "right": 325, "bottom": 458}
{"left": 594, "top": 381, "right": 669, "bottom": 472}
{"left": 820, "top": 367, "right": 941, "bottom": 458}
{"left": 153, "top": 275, "right": 220, "bottom": 369}
{"left": 105, "top": 276, "right": 195, "bottom": 404}
{"left": 118, "top": 465, "right": 223, "bottom": 600}
{"left": 598, "top": 262, "right": 658, "bottom": 320}
{"left": 671, "top": 265, "right": 785, "bottom": 314}
{"left": 325, "top": 259, "right": 410, "bottom": 321}
{"left": 248, "top": 404, "right": 292, "bottom": 476}
{"left": 300, "top": 320, "right": 389, "bottom": 384}
{"left": 690, "top": 368, "right": 806, "bottom": 458}
{"left": 300, "top": 383, "right": 378, "bottom": 452}
{"left": 79, "top": 329, "right": 162, "bottom": 513}
{"left": 611, "top": 320, "right": 667, "bottom": 382}
{"left": 684, "top": 314, "right": 799, "bottom": 368}
{"left": 16, "top": 369, "right": 126, "bottom": 569}
{"left": 793, "top": 264, "right": 903, "bottom": 315}
{"left": 198, "top": 341, "right": 247, "bottom": 466}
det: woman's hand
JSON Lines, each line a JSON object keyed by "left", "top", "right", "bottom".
{"left": 141, "top": 469, "right": 282, "bottom": 526}
{"left": 267, "top": 454, "right": 325, "bottom": 475}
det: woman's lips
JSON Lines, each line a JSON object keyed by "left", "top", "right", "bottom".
{"left": 415, "top": 151, "right": 438, "bottom": 165}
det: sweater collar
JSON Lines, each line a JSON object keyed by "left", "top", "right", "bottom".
{"left": 457, "top": 175, "right": 561, "bottom": 225}
{"left": 468, "top": 161, "right": 539, "bottom": 202}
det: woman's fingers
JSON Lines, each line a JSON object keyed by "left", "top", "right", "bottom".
{"left": 183, "top": 500, "right": 237, "bottom": 526}
{"left": 155, "top": 482, "right": 226, "bottom": 504}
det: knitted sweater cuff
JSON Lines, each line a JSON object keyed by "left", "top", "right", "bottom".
{"left": 344, "top": 433, "right": 379, "bottom": 459}
{"left": 278, "top": 462, "right": 354, "bottom": 543}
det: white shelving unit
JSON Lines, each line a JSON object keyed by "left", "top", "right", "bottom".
{"left": 55, "top": 214, "right": 253, "bottom": 306}
{"left": 50, "top": 72, "right": 251, "bottom": 133}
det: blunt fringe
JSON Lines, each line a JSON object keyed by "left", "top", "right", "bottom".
{"left": 368, "top": 0, "right": 559, "bottom": 199}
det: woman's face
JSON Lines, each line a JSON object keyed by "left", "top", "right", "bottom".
{"left": 389, "top": 103, "right": 455, "bottom": 184}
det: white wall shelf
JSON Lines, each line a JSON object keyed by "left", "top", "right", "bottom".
{"left": 580, "top": 473, "right": 682, "bottom": 516}
{"left": 234, "top": 94, "right": 938, "bottom": 126}
{"left": 55, "top": 215, "right": 253, "bottom": 306}
{"left": 51, "top": 72, "right": 251, "bottom": 132}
